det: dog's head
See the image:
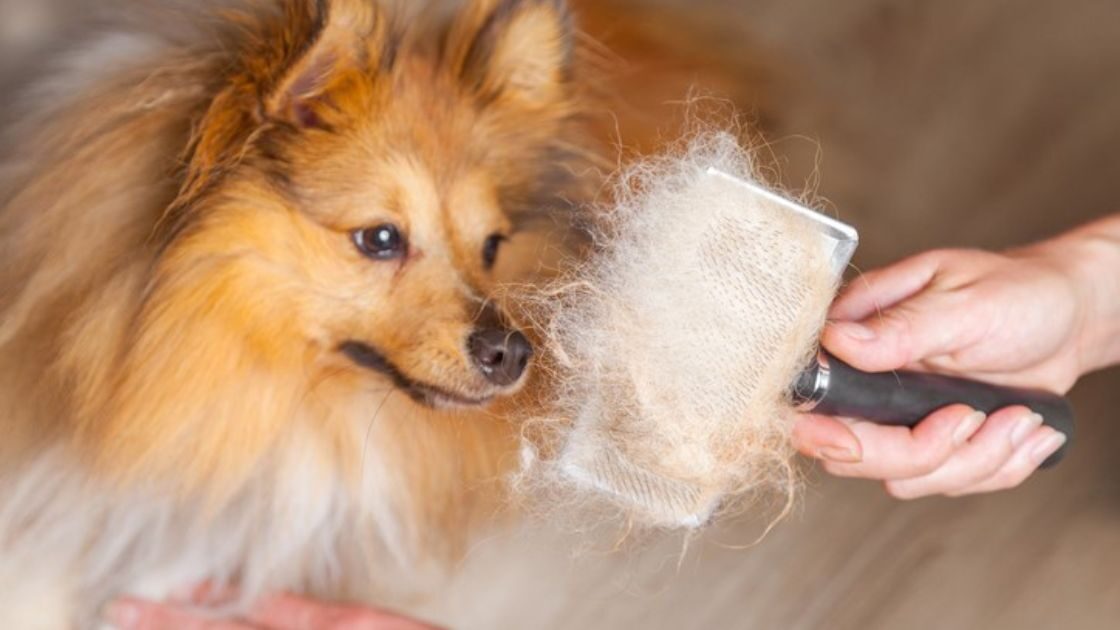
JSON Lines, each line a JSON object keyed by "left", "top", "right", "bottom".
{"left": 76, "top": 0, "right": 589, "bottom": 489}
{"left": 175, "top": 0, "right": 581, "bottom": 403}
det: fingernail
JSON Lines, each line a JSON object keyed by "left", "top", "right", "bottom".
{"left": 818, "top": 445, "right": 862, "bottom": 463}
{"left": 952, "top": 410, "right": 987, "bottom": 446}
{"left": 1010, "top": 412, "right": 1044, "bottom": 448}
{"left": 103, "top": 600, "right": 138, "bottom": 629}
{"left": 1031, "top": 432, "right": 1067, "bottom": 465}
{"left": 836, "top": 322, "right": 876, "bottom": 341}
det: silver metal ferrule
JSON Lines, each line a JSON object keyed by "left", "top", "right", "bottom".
{"left": 794, "top": 352, "right": 831, "bottom": 411}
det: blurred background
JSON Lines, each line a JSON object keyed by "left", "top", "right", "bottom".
{"left": 3, "top": 0, "right": 1118, "bottom": 628}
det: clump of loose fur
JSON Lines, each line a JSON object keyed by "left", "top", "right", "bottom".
{"left": 517, "top": 132, "right": 837, "bottom": 529}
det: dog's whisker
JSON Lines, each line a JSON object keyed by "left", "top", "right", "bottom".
{"left": 359, "top": 388, "right": 397, "bottom": 494}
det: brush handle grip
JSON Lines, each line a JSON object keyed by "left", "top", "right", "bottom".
{"left": 796, "top": 353, "right": 1074, "bottom": 467}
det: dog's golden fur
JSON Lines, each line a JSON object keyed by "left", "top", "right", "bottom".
{"left": 0, "top": 0, "right": 767, "bottom": 626}
{"left": 0, "top": 0, "right": 598, "bottom": 624}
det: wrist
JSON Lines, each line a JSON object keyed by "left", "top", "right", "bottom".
{"left": 1038, "top": 215, "right": 1120, "bottom": 375}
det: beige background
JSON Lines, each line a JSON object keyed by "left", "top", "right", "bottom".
{"left": 3, "top": 1, "right": 1118, "bottom": 628}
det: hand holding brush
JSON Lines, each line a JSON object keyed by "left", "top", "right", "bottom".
{"left": 794, "top": 214, "right": 1120, "bottom": 498}
{"left": 521, "top": 135, "right": 1117, "bottom": 528}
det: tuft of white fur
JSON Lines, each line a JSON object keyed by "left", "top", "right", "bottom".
{"left": 0, "top": 412, "right": 431, "bottom": 630}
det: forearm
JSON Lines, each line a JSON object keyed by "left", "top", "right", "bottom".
{"left": 1047, "top": 213, "right": 1120, "bottom": 374}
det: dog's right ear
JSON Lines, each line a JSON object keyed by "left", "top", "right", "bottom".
{"left": 445, "top": 0, "right": 574, "bottom": 109}
{"left": 262, "top": 0, "right": 393, "bottom": 129}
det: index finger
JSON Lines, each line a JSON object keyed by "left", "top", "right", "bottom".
{"left": 831, "top": 251, "right": 941, "bottom": 321}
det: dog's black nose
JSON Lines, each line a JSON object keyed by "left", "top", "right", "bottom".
{"left": 468, "top": 329, "right": 533, "bottom": 386}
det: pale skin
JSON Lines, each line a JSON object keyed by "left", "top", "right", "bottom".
{"left": 110, "top": 218, "right": 1120, "bottom": 627}
{"left": 793, "top": 213, "right": 1120, "bottom": 498}
{"left": 105, "top": 589, "right": 444, "bottom": 630}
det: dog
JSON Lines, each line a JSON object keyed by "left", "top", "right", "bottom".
{"left": 0, "top": 0, "right": 603, "bottom": 625}
{"left": 0, "top": 0, "right": 769, "bottom": 626}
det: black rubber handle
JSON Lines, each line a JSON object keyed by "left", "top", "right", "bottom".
{"left": 802, "top": 353, "right": 1074, "bottom": 467}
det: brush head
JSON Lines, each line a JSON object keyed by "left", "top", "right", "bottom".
{"left": 705, "top": 168, "right": 859, "bottom": 278}
{"left": 520, "top": 134, "right": 846, "bottom": 528}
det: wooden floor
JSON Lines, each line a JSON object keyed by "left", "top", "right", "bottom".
{"left": 3, "top": 1, "right": 1118, "bottom": 628}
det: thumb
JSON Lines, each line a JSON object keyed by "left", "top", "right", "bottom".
{"left": 822, "top": 287, "right": 969, "bottom": 373}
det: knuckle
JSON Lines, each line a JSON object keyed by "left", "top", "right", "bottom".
{"left": 821, "top": 460, "right": 858, "bottom": 478}
{"left": 970, "top": 468, "right": 1029, "bottom": 494}
{"left": 973, "top": 443, "right": 1015, "bottom": 477}
{"left": 881, "top": 310, "right": 930, "bottom": 366}
{"left": 882, "top": 309, "right": 914, "bottom": 337}
{"left": 913, "top": 248, "right": 949, "bottom": 267}
{"left": 884, "top": 480, "right": 928, "bottom": 501}
{"left": 909, "top": 444, "right": 952, "bottom": 477}
{"left": 993, "top": 466, "right": 1033, "bottom": 491}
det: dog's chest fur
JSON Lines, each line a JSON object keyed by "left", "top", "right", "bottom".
{"left": 0, "top": 399, "right": 437, "bottom": 629}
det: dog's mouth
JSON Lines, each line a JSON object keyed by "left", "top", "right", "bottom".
{"left": 339, "top": 341, "right": 494, "bottom": 409}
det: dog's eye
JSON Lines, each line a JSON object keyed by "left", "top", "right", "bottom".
{"left": 482, "top": 233, "right": 507, "bottom": 269}
{"left": 352, "top": 224, "right": 406, "bottom": 260}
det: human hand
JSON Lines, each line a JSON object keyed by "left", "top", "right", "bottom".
{"left": 792, "top": 242, "right": 1094, "bottom": 498}
{"left": 104, "top": 590, "right": 443, "bottom": 630}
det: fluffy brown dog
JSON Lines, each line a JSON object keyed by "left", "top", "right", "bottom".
{"left": 0, "top": 0, "right": 768, "bottom": 626}
{"left": 0, "top": 0, "right": 602, "bottom": 625}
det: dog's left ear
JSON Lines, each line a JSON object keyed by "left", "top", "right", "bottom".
{"left": 448, "top": 0, "right": 574, "bottom": 107}
{"left": 264, "top": 0, "right": 393, "bottom": 129}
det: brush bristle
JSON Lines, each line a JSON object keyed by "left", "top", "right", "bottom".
{"left": 518, "top": 131, "right": 838, "bottom": 529}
